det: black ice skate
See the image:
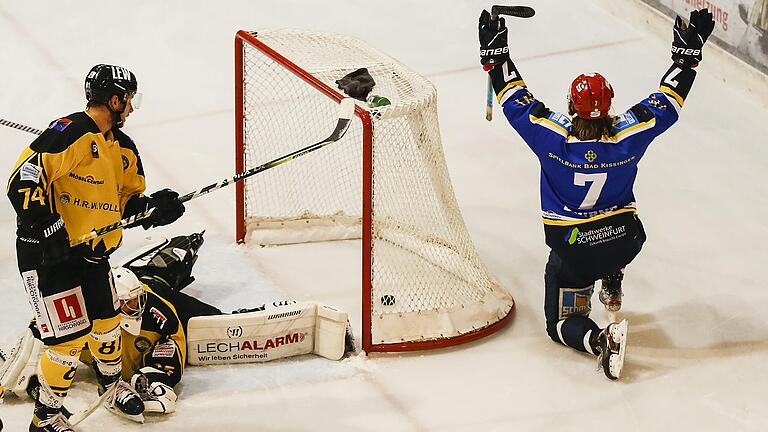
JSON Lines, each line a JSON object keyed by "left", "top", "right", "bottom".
{"left": 100, "top": 379, "right": 145, "bottom": 423}
{"left": 599, "top": 270, "right": 624, "bottom": 312}
{"left": 595, "top": 319, "right": 628, "bottom": 380}
{"left": 29, "top": 401, "right": 75, "bottom": 432}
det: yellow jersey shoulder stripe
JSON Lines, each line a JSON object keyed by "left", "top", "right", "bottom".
{"left": 542, "top": 208, "right": 637, "bottom": 226}
{"left": 529, "top": 114, "right": 569, "bottom": 138}
{"left": 497, "top": 80, "right": 526, "bottom": 103}
{"left": 612, "top": 118, "right": 657, "bottom": 142}
{"left": 659, "top": 85, "right": 684, "bottom": 107}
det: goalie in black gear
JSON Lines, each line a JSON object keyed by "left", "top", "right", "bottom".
{"left": 83, "top": 232, "right": 222, "bottom": 414}
{"left": 7, "top": 231, "right": 355, "bottom": 418}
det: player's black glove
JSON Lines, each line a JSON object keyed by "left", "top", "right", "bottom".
{"left": 479, "top": 9, "right": 510, "bottom": 69}
{"left": 671, "top": 8, "right": 715, "bottom": 68}
{"left": 32, "top": 214, "right": 70, "bottom": 266}
{"left": 144, "top": 189, "right": 185, "bottom": 228}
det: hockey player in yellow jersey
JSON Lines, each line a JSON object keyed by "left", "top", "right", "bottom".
{"left": 6, "top": 64, "right": 186, "bottom": 431}
{"left": 3, "top": 232, "right": 357, "bottom": 420}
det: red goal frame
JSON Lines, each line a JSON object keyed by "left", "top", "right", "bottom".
{"left": 234, "top": 30, "right": 514, "bottom": 353}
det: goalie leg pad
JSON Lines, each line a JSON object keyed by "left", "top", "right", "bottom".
{"left": 187, "top": 301, "right": 350, "bottom": 365}
{"left": 0, "top": 327, "right": 43, "bottom": 399}
{"left": 315, "top": 304, "right": 351, "bottom": 360}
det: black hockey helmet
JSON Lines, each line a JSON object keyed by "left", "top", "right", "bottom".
{"left": 84, "top": 64, "right": 138, "bottom": 105}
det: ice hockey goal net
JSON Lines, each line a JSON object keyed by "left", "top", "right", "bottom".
{"left": 235, "top": 30, "right": 514, "bottom": 352}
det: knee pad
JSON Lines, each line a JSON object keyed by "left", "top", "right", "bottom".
{"left": 87, "top": 316, "right": 122, "bottom": 377}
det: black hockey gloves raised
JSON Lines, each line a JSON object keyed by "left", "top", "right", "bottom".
{"left": 479, "top": 9, "right": 510, "bottom": 69}
{"left": 144, "top": 189, "right": 185, "bottom": 228}
{"left": 672, "top": 8, "right": 715, "bottom": 68}
{"left": 33, "top": 214, "right": 70, "bottom": 265}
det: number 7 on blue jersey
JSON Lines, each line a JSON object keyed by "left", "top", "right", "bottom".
{"left": 574, "top": 172, "right": 607, "bottom": 209}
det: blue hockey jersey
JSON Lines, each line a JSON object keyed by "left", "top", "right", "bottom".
{"left": 489, "top": 63, "right": 696, "bottom": 226}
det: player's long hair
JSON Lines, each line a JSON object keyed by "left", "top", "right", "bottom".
{"left": 568, "top": 101, "right": 615, "bottom": 141}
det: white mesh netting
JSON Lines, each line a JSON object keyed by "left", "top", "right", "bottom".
{"left": 239, "top": 30, "right": 513, "bottom": 347}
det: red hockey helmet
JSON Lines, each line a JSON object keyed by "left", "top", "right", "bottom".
{"left": 569, "top": 73, "right": 614, "bottom": 119}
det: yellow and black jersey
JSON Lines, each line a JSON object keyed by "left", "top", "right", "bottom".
{"left": 6, "top": 111, "right": 146, "bottom": 257}
{"left": 81, "top": 277, "right": 221, "bottom": 384}
{"left": 120, "top": 278, "right": 221, "bottom": 383}
{"left": 121, "top": 282, "right": 187, "bottom": 382}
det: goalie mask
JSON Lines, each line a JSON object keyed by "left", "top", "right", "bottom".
{"left": 113, "top": 267, "right": 147, "bottom": 335}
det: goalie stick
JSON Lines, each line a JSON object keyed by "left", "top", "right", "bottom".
{"left": 485, "top": 5, "right": 535, "bottom": 121}
{"left": 1, "top": 98, "right": 355, "bottom": 246}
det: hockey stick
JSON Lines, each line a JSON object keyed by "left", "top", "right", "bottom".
{"left": 68, "top": 98, "right": 356, "bottom": 246}
{"left": 68, "top": 380, "right": 118, "bottom": 426}
{"left": 0, "top": 118, "right": 45, "bottom": 135}
{"left": 485, "top": 5, "right": 535, "bottom": 121}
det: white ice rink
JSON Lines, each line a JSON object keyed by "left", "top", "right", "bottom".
{"left": 1, "top": 0, "right": 767, "bottom": 430}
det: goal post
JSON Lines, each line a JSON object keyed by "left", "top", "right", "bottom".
{"left": 234, "top": 29, "right": 515, "bottom": 353}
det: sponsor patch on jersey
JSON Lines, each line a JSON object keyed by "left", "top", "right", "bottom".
{"left": 152, "top": 341, "right": 176, "bottom": 358}
{"left": 149, "top": 307, "right": 168, "bottom": 329}
{"left": 567, "top": 224, "right": 628, "bottom": 247}
{"left": 613, "top": 111, "right": 638, "bottom": 132}
{"left": 44, "top": 287, "right": 90, "bottom": 338}
{"left": 548, "top": 112, "right": 572, "bottom": 128}
{"left": 48, "top": 118, "right": 72, "bottom": 132}
{"left": 20, "top": 162, "right": 42, "bottom": 183}
{"left": 21, "top": 270, "right": 55, "bottom": 339}
{"left": 68, "top": 172, "right": 105, "bottom": 185}
{"left": 559, "top": 285, "right": 593, "bottom": 320}
{"left": 135, "top": 336, "right": 152, "bottom": 352}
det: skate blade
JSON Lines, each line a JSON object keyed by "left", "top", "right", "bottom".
{"left": 105, "top": 405, "right": 145, "bottom": 423}
{"left": 610, "top": 319, "right": 629, "bottom": 379}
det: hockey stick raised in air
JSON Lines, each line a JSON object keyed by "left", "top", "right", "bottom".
{"left": 485, "top": 5, "right": 535, "bottom": 121}
{"left": 0, "top": 118, "right": 45, "bottom": 135}
{"left": 68, "top": 97, "right": 356, "bottom": 246}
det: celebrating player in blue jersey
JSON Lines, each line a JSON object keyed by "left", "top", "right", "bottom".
{"left": 479, "top": 8, "right": 715, "bottom": 379}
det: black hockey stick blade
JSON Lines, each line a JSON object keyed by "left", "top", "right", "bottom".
{"left": 70, "top": 98, "right": 356, "bottom": 247}
{"left": 491, "top": 5, "right": 535, "bottom": 19}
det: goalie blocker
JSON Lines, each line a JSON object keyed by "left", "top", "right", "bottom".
{"left": 188, "top": 301, "right": 350, "bottom": 365}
